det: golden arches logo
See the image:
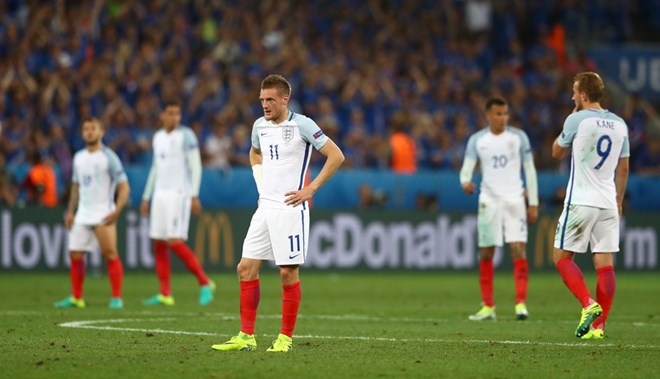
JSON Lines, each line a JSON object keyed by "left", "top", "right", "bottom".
{"left": 194, "top": 212, "right": 235, "bottom": 267}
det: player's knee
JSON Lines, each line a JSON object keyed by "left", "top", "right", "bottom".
{"left": 237, "top": 262, "right": 256, "bottom": 280}
{"left": 510, "top": 244, "right": 527, "bottom": 259}
{"left": 279, "top": 266, "right": 298, "bottom": 284}
{"left": 479, "top": 249, "right": 495, "bottom": 261}
{"left": 552, "top": 249, "right": 568, "bottom": 265}
{"left": 69, "top": 251, "right": 84, "bottom": 260}
{"left": 101, "top": 249, "right": 119, "bottom": 260}
{"left": 167, "top": 239, "right": 184, "bottom": 246}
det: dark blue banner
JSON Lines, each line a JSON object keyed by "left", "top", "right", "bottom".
{"left": 590, "top": 46, "right": 660, "bottom": 101}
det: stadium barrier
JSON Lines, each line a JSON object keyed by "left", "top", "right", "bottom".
{"left": 8, "top": 165, "right": 660, "bottom": 210}
{"left": 1, "top": 207, "right": 657, "bottom": 272}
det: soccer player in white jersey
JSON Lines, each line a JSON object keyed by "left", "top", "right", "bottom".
{"left": 552, "top": 72, "right": 629, "bottom": 340}
{"left": 212, "top": 74, "right": 344, "bottom": 353}
{"left": 140, "top": 101, "right": 215, "bottom": 306}
{"left": 55, "top": 118, "right": 130, "bottom": 309}
{"left": 460, "top": 97, "right": 539, "bottom": 321}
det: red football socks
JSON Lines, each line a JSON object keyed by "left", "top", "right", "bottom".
{"left": 106, "top": 257, "right": 123, "bottom": 298}
{"left": 556, "top": 258, "right": 593, "bottom": 307}
{"left": 154, "top": 240, "right": 171, "bottom": 296}
{"left": 513, "top": 258, "right": 528, "bottom": 304}
{"left": 70, "top": 256, "right": 85, "bottom": 299}
{"left": 479, "top": 260, "right": 494, "bottom": 307}
{"left": 170, "top": 242, "right": 209, "bottom": 286}
{"left": 240, "top": 279, "right": 261, "bottom": 335}
{"left": 593, "top": 265, "right": 615, "bottom": 329}
{"left": 280, "top": 281, "right": 301, "bottom": 338}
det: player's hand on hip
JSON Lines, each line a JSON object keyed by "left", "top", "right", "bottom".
{"left": 191, "top": 197, "right": 202, "bottom": 215}
{"left": 461, "top": 182, "right": 476, "bottom": 195}
{"left": 140, "top": 200, "right": 149, "bottom": 216}
{"left": 285, "top": 188, "right": 314, "bottom": 207}
{"left": 64, "top": 210, "right": 74, "bottom": 230}
{"left": 527, "top": 206, "right": 538, "bottom": 224}
{"left": 102, "top": 211, "right": 119, "bottom": 225}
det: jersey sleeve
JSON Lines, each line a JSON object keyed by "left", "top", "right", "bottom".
{"left": 251, "top": 120, "right": 261, "bottom": 149}
{"left": 105, "top": 149, "right": 128, "bottom": 183}
{"left": 620, "top": 135, "right": 630, "bottom": 158}
{"left": 298, "top": 116, "right": 329, "bottom": 150}
{"left": 557, "top": 113, "right": 580, "bottom": 148}
{"left": 464, "top": 134, "right": 478, "bottom": 160}
{"left": 182, "top": 128, "right": 200, "bottom": 152}
{"left": 71, "top": 155, "right": 80, "bottom": 184}
{"left": 518, "top": 130, "right": 534, "bottom": 163}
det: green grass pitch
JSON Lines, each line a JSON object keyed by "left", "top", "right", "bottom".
{"left": 1, "top": 271, "right": 659, "bottom": 378}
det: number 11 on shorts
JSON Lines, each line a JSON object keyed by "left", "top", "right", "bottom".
{"left": 288, "top": 234, "right": 301, "bottom": 253}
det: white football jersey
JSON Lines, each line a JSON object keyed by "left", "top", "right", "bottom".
{"left": 557, "top": 109, "right": 630, "bottom": 209}
{"left": 252, "top": 110, "right": 328, "bottom": 210}
{"left": 72, "top": 146, "right": 127, "bottom": 225}
{"left": 464, "top": 126, "right": 533, "bottom": 200}
{"left": 152, "top": 126, "right": 199, "bottom": 196}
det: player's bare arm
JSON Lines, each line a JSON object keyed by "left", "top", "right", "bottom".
{"left": 461, "top": 182, "right": 476, "bottom": 195}
{"left": 551, "top": 138, "right": 569, "bottom": 160}
{"left": 191, "top": 197, "right": 202, "bottom": 215}
{"left": 615, "top": 157, "right": 629, "bottom": 218}
{"left": 104, "top": 181, "right": 130, "bottom": 225}
{"left": 140, "top": 163, "right": 156, "bottom": 216}
{"left": 249, "top": 147, "right": 263, "bottom": 193}
{"left": 459, "top": 156, "right": 477, "bottom": 195}
{"left": 249, "top": 147, "right": 263, "bottom": 165}
{"left": 285, "top": 139, "right": 344, "bottom": 207}
{"left": 65, "top": 183, "right": 79, "bottom": 230}
{"left": 527, "top": 206, "right": 538, "bottom": 224}
{"left": 140, "top": 200, "right": 149, "bottom": 216}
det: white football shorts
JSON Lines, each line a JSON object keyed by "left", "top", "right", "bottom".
{"left": 242, "top": 207, "right": 310, "bottom": 266}
{"left": 149, "top": 191, "right": 191, "bottom": 240}
{"left": 554, "top": 204, "right": 620, "bottom": 253}
{"left": 68, "top": 224, "right": 99, "bottom": 252}
{"left": 477, "top": 195, "right": 528, "bottom": 247}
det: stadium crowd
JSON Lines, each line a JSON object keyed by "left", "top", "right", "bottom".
{"left": 1, "top": 0, "right": 659, "bottom": 207}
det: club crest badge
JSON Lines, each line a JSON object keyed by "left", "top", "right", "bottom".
{"left": 282, "top": 127, "right": 294, "bottom": 142}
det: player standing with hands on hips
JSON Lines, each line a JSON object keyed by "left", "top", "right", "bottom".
{"left": 459, "top": 97, "right": 539, "bottom": 321}
{"left": 141, "top": 101, "right": 215, "bottom": 306}
{"left": 55, "top": 118, "right": 130, "bottom": 309}
{"left": 552, "top": 72, "right": 629, "bottom": 339}
{"left": 212, "top": 74, "right": 344, "bottom": 352}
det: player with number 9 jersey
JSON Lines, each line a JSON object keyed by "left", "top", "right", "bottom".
{"left": 552, "top": 72, "right": 630, "bottom": 340}
{"left": 555, "top": 110, "right": 629, "bottom": 211}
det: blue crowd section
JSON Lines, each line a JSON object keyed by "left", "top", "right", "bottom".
{"left": 125, "top": 167, "right": 660, "bottom": 211}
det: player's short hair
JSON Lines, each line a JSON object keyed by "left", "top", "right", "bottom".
{"left": 261, "top": 74, "right": 291, "bottom": 97}
{"left": 163, "top": 100, "right": 181, "bottom": 109}
{"left": 82, "top": 117, "right": 104, "bottom": 129}
{"left": 485, "top": 97, "right": 507, "bottom": 111}
{"left": 574, "top": 72, "right": 604, "bottom": 102}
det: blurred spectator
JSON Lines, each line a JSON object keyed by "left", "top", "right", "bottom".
{"left": 358, "top": 184, "right": 388, "bottom": 209}
{"left": 0, "top": 154, "right": 17, "bottom": 207}
{"left": 228, "top": 124, "right": 251, "bottom": 167}
{"left": 49, "top": 124, "right": 73, "bottom": 181}
{"left": 389, "top": 112, "right": 417, "bottom": 174}
{"left": 24, "top": 152, "right": 57, "bottom": 207}
{"left": 634, "top": 138, "right": 660, "bottom": 176}
{"left": 415, "top": 193, "right": 438, "bottom": 211}
{"left": 623, "top": 93, "right": 658, "bottom": 153}
{"left": 204, "top": 119, "right": 232, "bottom": 172}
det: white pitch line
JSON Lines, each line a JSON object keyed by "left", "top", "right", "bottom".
{"left": 58, "top": 318, "right": 659, "bottom": 349}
